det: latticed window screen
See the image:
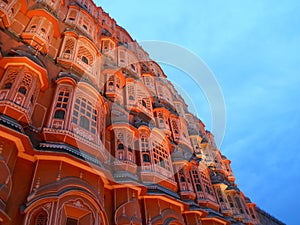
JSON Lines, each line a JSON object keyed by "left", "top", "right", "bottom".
{"left": 216, "top": 186, "right": 224, "bottom": 202}
{"left": 191, "top": 167, "right": 204, "bottom": 192}
{"left": 77, "top": 46, "right": 93, "bottom": 65}
{"left": 200, "top": 169, "right": 214, "bottom": 195}
{"left": 127, "top": 83, "right": 135, "bottom": 100}
{"left": 143, "top": 76, "right": 154, "bottom": 89}
{"left": 18, "top": 72, "right": 32, "bottom": 95}
{"left": 152, "top": 140, "right": 171, "bottom": 171}
{"left": 54, "top": 90, "right": 70, "bottom": 119}
{"left": 72, "top": 97, "right": 97, "bottom": 134}
{"left": 140, "top": 134, "right": 151, "bottom": 163}
{"left": 64, "top": 38, "right": 75, "bottom": 54}
{"left": 171, "top": 119, "right": 179, "bottom": 134}
{"left": 2, "top": 68, "right": 17, "bottom": 89}
{"left": 35, "top": 211, "right": 47, "bottom": 225}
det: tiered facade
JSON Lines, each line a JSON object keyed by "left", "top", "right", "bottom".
{"left": 0, "top": 0, "right": 284, "bottom": 225}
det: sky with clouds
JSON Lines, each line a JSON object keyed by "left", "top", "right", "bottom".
{"left": 97, "top": 1, "right": 300, "bottom": 224}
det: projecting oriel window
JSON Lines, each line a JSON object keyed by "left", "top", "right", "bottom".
{"left": 72, "top": 97, "right": 97, "bottom": 134}
{"left": 152, "top": 139, "right": 172, "bottom": 171}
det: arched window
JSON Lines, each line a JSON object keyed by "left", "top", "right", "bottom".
{"left": 143, "top": 154, "right": 150, "bottom": 162}
{"left": 54, "top": 109, "right": 65, "bottom": 119}
{"left": 35, "top": 211, "right": 47, "bottom": 225}
{"left": 79, "top": 116, "right": 90, "bottom": 130}
{"left": 81, "top": 56, "right": 89, "bottom": 64}
{"left": 52, "top": 89, "right": 70, "bottom": 126}
{"left": 78, "top": 46, "right": 93, "bottom": 66}
{"left": 129, "top": 95, "right": 134, "bottom": 100}
{"left": 180, "top": 176, "right": 185, "bottom": 182}
{"left": 65, "top": 49, "right": 71, "bottom": 54}
{"left": 117, "top": 143, "right": 124, "bottom": 150}
{"left": 30, "top": 25, "right": 36, "bottom": 32}
{"left": 18, "top": 86, "right": 27, "bottom": 95}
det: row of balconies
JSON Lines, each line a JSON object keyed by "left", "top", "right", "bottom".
{"left": 1, "top": 0, "right": 167, "bottom": 81}
{"left": 0, "top": 59, "right": 233, "bottom": 190}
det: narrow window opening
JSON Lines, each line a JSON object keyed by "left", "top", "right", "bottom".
{"left": 4, "top": 83, "right": 12, "bottom": 89}
{"left": 141, "top": 99, "right": 147, "bottom": 108}
{"left": 143, "top": 154, "right": 150, "bottom": 163}
{"left": 82, "top": 56, "right": 89, "bottom": 64}
{"left": 54, "top": 109, "right": 65, "bottom": 119}
{"left": 18, "top": 86, "right": 27, "bottom": 95}
{"left": 117, "top": 143, "right": 124, "bottom": 150}
{"left": 159, "top": 157, "right": 165, "bottom": 168}
{"left": 131, "top": 64, "right": 135, "bottom": 71}
{"left": 196, "top": 184, "right": 202, "bottom": 192}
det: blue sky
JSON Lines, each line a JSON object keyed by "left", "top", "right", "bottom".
{"left": 98, "top": 1, "right": 300, "bottom": 224}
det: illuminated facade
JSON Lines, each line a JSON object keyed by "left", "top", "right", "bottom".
{"left": 0, "top": 0, "right": 284, "bottom": 224}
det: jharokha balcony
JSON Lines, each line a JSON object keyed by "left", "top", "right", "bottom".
{"left": 140, "top": 164, "right": 178, "bottom": 191}
{"left": 58, "top": 54, "right": 96, "bottom": 78}
{"left": 21, "top": 28, "right": 50, "bottom": 54}
{"left": 0, "top": 0, "right": 20, "bottom": 28}
{"left": 196, "top": 191, "right": 220, "bottom": 211}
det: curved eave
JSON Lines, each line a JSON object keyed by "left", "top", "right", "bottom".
{"left": 26, "top": 9, "right": 60, "bottom": 38}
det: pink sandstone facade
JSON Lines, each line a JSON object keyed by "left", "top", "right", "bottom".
{"left": 0, "top": 0, "right": 284, "bottom": 224}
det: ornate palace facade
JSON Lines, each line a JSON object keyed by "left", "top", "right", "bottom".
{"left": 0, "top": 0, "right": 284, "bottom": 224}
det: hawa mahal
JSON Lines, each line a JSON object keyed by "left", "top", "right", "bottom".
{"left": 0, "top": 0, "right": 284, "bottom": 224}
